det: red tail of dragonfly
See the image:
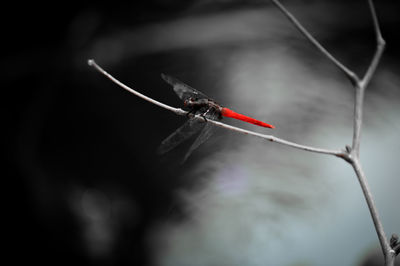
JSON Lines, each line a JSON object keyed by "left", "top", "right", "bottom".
{"left": 158, "top": 74, "right": 274, "bottom": 162}
{"left": 221, "top": 108, "right": 274, "bottom": 128}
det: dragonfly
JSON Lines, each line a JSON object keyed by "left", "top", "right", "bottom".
{"left": 158, "top": 74, "right": 275, "bottom": 162}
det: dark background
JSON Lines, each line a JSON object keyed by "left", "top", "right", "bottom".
{"left": 5, "top": 1, "right": 400, "bottom": 265}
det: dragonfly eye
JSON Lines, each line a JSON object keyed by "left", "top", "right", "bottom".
{"left": 184, "top": 98, "right": 195, "bottom": 107}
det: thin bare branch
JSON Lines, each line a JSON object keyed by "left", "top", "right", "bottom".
{"left": 208, "top": 119, "right": 343, "bottom": 156}
{"left": 269, "top": 0, "right": 359, "bottom": 85}
{"left": 88, "top": 59, "right": 343, "bottom": 157}
{"left": 352, "top": 0, "right": 385, "bottom": 155}
{"left": 361, "top": 42, "right": 385, "bottom": 89}
{"left": 361, "top": 0, "right": 386, "bottom": 88}
{"left": 351, "top": 84, "right": 364, "bottom": 156}
{"left": 88, "top": 59, "right": 185, "bottom": 116}
{"left": 368, "top": 0, "right": 384, "bottom": 43}
{"left": 351, "top": 158, "right": 393, "bottom": 264}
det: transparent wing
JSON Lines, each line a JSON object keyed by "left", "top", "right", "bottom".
{"left": 182, "top": 122, "right": 215, "bottom": 163}
{"left": 181, "top": 107, "right": 219, "bottom": 162}
{"left": 161, "top": 73, "right": 210, "bottom": 101}
{"left": 157, "top": 118, "right": 205, "bottom": 155}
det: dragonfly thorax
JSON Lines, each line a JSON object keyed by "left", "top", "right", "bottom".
{"left": 184, "top": 97, "right": 207, "bottom": 107}
{"left": 184, "top": 98, "right": 223, "bottom": 114}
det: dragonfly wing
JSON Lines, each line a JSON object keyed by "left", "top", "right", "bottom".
{"left": 182, "top": 107, "right": 219, "bottom": 162}
{"left": 161, "top": 73, "right": 210, "bottom": 101}
{"left": 157, "top": 118, "right": 205, "bottom": 155}
{"left": 182, "top": 122, "right": 215, "bottom": 163}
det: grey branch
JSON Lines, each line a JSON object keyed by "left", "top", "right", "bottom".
{"left": 361, "top": 0, "right": 386, "bottom": 89}
{"left": 87, "top": 59, "right": 185, "bottom": 116}
{"left": 352, "top": 0, "right": 386, "bottom": 156}
{"left": 269, "top": 0, "right": 359, "bottom": 85}
{"left": 350, "top": 158, "right": 394, "bottom": 264}
{"left": 88, "top": 59, "right": 343, "bottom": 157}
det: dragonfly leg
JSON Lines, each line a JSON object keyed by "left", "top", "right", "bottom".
{"left": 186, "top": 109, "right": 195, "bottom": 118}
{"left": 201, "top": 107, "right": 213, "bottom": 122}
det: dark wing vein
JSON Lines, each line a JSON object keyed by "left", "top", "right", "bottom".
{"left": 161, "top": 73, "right": 210, "bottom": 101}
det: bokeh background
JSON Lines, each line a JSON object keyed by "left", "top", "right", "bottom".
{"left": 6, "top": 1, "right": 400, "bottom": 265}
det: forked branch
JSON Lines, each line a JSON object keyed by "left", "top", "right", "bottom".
{"left": 269, "top": 0, "right": 394, "bottom": 265}
{"left": 353, "top": 0, "right": 386, "bottom": 156}
{"left": 361, "top": 0, "right": 386, "bottom": 89}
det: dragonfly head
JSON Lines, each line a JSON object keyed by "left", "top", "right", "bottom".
{"left": 184, "top": 97, "right": 196, "bottom": 108}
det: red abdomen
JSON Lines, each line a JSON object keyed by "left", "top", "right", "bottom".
{"left": 221, "top": 108, "right": 275, "bottom": 128}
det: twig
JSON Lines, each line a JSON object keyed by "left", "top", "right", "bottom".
{"left": 361, "top": 0, "right": 386, "bottom": 89}
{"left": 88, "top": 59, "right": 343, "bottom": 157}
{"left": 352, "top": 0, "right": 386, "bottom": 156}
{"left": 87, "top": 59, "right": 185, "bottom": 116}
{"left": 351, "top": 83, "right": 364, "bottom": 156}
{"left": 269, "top": 0, "right": 360, "bottom": 85}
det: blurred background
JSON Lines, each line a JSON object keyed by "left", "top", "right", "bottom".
{"left": 5, "top": 0, "right": 400, "bottom": 265}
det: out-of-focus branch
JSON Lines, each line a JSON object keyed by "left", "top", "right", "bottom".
{"left": 88, "top": 59, "right": 343, "bottom": 157}
{"left": 269, "top": 0, "right": 359, "bottom": 85}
